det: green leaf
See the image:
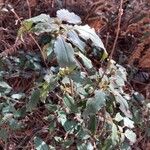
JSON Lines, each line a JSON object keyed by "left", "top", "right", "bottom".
{"left": 11, "top": 93, "right": 25, "bottom": 100}
{"left": 32, "top": 22, "right": 59, "bottom": 35}
{"left": 54, "top": 136, "right": 62, "bottom": 142}
{"left": 9, "top": 118, "right": 22, "bottom": 130}
{"left": 2, "top": 105, "right": 16, "bottom": 114}
{"left": 115, "top": 93, "right": 131, "bottom": 118}
{"left": 133, "top": 92, "right": 145, "bottom": 103}
{"left": 67, "top": 30, "right": 85, "bottom": 52}
{"left": 44, "top": 41, "right": 55, "bottom": 61}
{"left": 63, "top": 139, "right": 74, "bottom": 149}
{"left": 18, "top": 21, "right": 33, "bottom": 36}
{"left": 77, "top": 142, "right": 94, "bottom": 150}
{"left": 77, "top": 142, "right": 87, "bottom": 150}
{"left": 124, "top": 129, "right": 136, "bottom": 143}
{"left": 1, "top": 113, "right": 13, "bottom": 124}
{"left": 54, "top": 36, "right": 77, "bottom": 68}
{"left": 116, "top": 64, "right": 127, "bottom": 81}
{"left": 26, "top": 89, "right": 40, "bottom": 112}
{"left": 45, "top": 104, "right": 58, "bottom": 113}
{"left": 114, "top": 113, "right": 123, "bottom": 122}
{"left": 76, "top": 128, "right": 90, "bottom": 140}
{"left": 0, "top": 128, "right": 8, "bottom": 142}
{"left": 63, "top": 94, "right": 78, "bottom": 113}
{"left": 120, "top": 142, "right": 132, "bottom": 150}
{"left": 49, "top": 121, "right": 56, "bottom": 132}
{"left": 102, "top": 138, "right": 114, "bottom": 150}
{"left": 34, "top": 136, "right": 49, "bottom": 150}
{"left": 74, "top": 25, "right": 108, "bottom": 60}
{"left": 88, "top": 115, "right": 97, "bottom": 134}
{"left": 147, "top": 103, "right": 150, "bottom": 109}
{"left": 123, "top": 117, "right": 134, "bottom": 129}
{"left": 76, "top": 52, "right": 93, "bottom": 69}
{"left": 0, "top": 81, "right": 12, "bottom": 94}
{"left": 63, "top": 120, "right": 77, "bottom": 133}
{"left": 74, "top": 25, "right": 105, "bottom": 49}
{"left": 111, "top": 123, "right": 119, "bottom": 145}
{"left": 114, "top": 75, "right": 125, "bottom": 87}
{"left": 57, "top": 9, "right": 81, "bottom": 24}
{"left": 57, "top": 111, "right": 77, "bottom": 132}
{"left": 84, "top": 90, "right": 106, "bottom": 115}
{"left": 14, "top": 107, "right": 26, "bottom": 118}
{"left": 57, "top": 111, "right": 67, "bottom": 126}
{"left": 26, "top": 14, "right": 51, "bottom": 23}
{"left": 87, "top": 142, "right": 94, "bottom": 150}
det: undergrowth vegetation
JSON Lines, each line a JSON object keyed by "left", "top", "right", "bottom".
{"left": 0, "top": 9, "right": 149, "bottom": 149}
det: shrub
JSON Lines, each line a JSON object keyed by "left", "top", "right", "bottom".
{"left": 0, "top": 9, "right": 149, "bottom": 149}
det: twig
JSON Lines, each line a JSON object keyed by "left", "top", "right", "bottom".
{"left": 105, "top": 32, "right": 110, "bottom": 49}
{"left": 99, "top": 0, "right": 124, "bottom": 82}
{"left": 109, "top": 0, "right": 124, "bottom": 61}
{"left": 26, "top": 0, "right": 31, "bottom": 18}
{"left": 11, "top": 9, "right": 48, "bottom": 67}
{"left": 29, "top": 33, "right": 48, "bottom": 67}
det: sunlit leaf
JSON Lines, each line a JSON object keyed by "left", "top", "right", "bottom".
{"left": 26, "top": 14, "right": 51, "bottom": 23}
{"left": 124, "top": 129, "right": 136, "bottom": 143}
{"left": 54, "top": 136, "right": 62, "bottom": 142}
{"left": 18, "top": 21, "right": 33, "bottom": 36}
{"left": 87, "top": 142, "right": 94, "bottom": 150}
{"left": 74, "top": 25, "right": 106, "bottom": 50}
{"left": 115, "top": 93, "right": 131, "bottom": 118}
{"left": 57, "top": 9, "right": 81, "bottom": 24}
{"left": 114, "top": 113, "right": 123, "bottom": 122}
{"left": 123, "top": 117, "right": 134, "bottom": 129}
{"left": 57, "top": 111, "right": 67, "bottom": 124}
{"left": 11, "top": 93, "right": 25, "bottom": 100}
{"left": 147, "top": 103, "right": 150, "bottom": 109}
{"left": 1, "top": 113, "right": 13, "bottom": 123}
{"left": 34, "top": 136, "right": 49, "bottom": 150}
{"left": 67, "top": 30, "right": 85, "bottom": 52}
{"left": 0, "top": 81, "right": 12, "bottom": 94}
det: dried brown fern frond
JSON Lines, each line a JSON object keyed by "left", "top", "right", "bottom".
{"left": 128, "top": 43, "right": 145, "bottom": 65}
{"left": 0, "top": 40, "right": 22, "bottom": 57}
{"left": 128, "top": 36, "right": 150, "bottom": 69}
{"left": 139, "top": 48, "right": 150, "bottom": 69}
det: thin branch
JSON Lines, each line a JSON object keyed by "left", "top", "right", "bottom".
{"left": 11, "top": 9, "right": 48, "bottom": 67}
{"left": 99, "top": 0, "right": 124, "bottom": 83}
{"left": 26, "top": 0, "right": 31, "bottom": 18}
{"left": 109, "top": 0, "right": 124, "bottom": 61}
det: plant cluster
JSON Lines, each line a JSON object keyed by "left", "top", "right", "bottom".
{"left": 0, "top": 9, "right": 149, "bottom": 149}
